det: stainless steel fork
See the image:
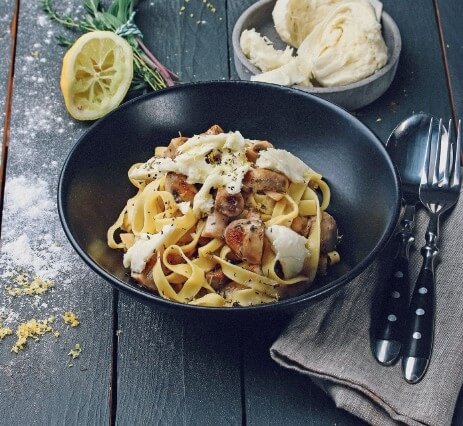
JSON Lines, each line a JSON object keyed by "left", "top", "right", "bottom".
{"left": 402, "top": 118, "right": 461, "bottom": 384}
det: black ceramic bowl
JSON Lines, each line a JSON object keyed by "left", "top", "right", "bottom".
{"left": 58, "top": 81, "right": 400, "bottom": 319}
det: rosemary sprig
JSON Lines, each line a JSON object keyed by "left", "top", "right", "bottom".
{"left": 41, "top": 0, "right": 179, "bottom": 91}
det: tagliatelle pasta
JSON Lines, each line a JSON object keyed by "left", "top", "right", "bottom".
{"left": 107, "top": 125, "right": 340, "bottom": 307}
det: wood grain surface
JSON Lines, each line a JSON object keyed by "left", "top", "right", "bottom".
{"left": 0, "top": 1, "right": 112, "bottom": 424}
{"left": 435, "top": 0, "right": 462, "bottom": 120}
{"left": 0, "top": 0, "right": 14, "bottom": 143}
{"left": 0, "top": 0, "right": 461, "bottom": 424}
{"left": 435, "top": 3, "right": 463, "bottom": 420}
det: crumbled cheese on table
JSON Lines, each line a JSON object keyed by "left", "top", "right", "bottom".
{"left": 11, "top": 317, "right": 56, "bottom": 353}
{"left": 62, "top": 311, "right": 80, "bottom": 327}
{"left": 0, "top": 324, "right": 13, "bottom": 341}
{"left": 68, "top": 343, "right": 82, "bottom": 360}
{"left": 5, "top": 274, "right": 53, "bottom": 297}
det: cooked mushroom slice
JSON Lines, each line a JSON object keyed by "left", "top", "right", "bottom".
{"left": 320, "top": 212, "right": 338, "bottom": 253}
{"left": 204, "top": 124, "right": 224, "bottom": 135}
{"left": 318, "top": 254, "right": 328, "bottom": 275}
{"left": 291, "top": 216, "right": 309, "bottom": 237}
{"left": 201, "top": 210, "right": 229, "bottom": 239}
{"left": 243, "top": 168, "right": 289, "bottom": 193}
{"left": 214, "top": 188, "right": 245, "bottom": 218}
{"left": 205, "top": 268, "right": 229, "bottom": 290}
{"left": 164, "top": 136, "right": 188, "bottom": 159}
{"left": 245, "top": 140, "right": 273, "bottom": 162}
{"left": 164, "top": 172, "right": 198, "bottom": 203}
{"left": 224, "top": 219, "right": 264, "bottom": 264}
{"left": 240, "top": 209, "right": 261, "bottom": 221}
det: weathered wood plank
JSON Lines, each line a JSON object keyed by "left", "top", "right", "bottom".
{"left": 0, "top": 0, "right": 15, "bottom": 144}
{"left": 136, "top": 0, "right": 229, "bottom": 83}
{"left": 227, "top": 0, "right": 253, "bottom": 81}
{"left": 227, "top": 0, "right": 456, "bottom": 424}
{"left": 356, "top": 0, "right": 452, "bottom": 141}
{"left": 0, "top": 1, "right": 112, "bottom": 424}
{"left": 438, "top": 5, "right": 463, "bottom": 424}
{"left": 115, "top": 2, "right": 242, "bottom": 424}
{"left": 436, "top": 0, "right": 462, "bottom": 119}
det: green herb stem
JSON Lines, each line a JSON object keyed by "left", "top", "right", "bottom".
{"left": 41, "top": 0, "right": 176, "bottom": 92}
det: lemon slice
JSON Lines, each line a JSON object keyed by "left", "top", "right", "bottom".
{"left": 60, "top": 31, "right": 133, "bottom": 121}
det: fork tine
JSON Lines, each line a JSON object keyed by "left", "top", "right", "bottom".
{"left": 451, "top": 119, "right": 461, "bottom": 188}
{"left": 443, "top": 119, "right": 453, "bottom": 185}
{"left": 422, "top": 117, "right": 434, "bottom": 185}
{"left": 432, "top": 119, "right": 443, "bottom": 185}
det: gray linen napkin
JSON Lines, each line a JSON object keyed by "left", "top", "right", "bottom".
{"left": 271, "top": 189, "right": 463, "bottom": 426}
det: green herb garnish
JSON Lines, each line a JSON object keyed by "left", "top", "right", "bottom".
{"left": 41, "top": 0, "right": 178, "bottom": 91}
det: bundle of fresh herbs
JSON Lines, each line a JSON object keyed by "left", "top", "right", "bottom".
{"left": 41, "top": 0, "right": 178, "bottom": 91}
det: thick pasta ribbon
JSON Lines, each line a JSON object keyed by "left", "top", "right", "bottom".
{"left": 212, "top": 256, "right": 279, "bottom": 298}
{"left": 161, "top": 245, "right": 214, "bottom": 302}
{"left": 189, "top": 293, "right": 226, "bottom": 307}
{"left": 227, "top": 289, "right": 276, "bottom": 306}
{"left": 266, "top": 194, "right": 299, "bottom": 227}
{"left": 132, "top": 188, "right": 177, "bottom": 235}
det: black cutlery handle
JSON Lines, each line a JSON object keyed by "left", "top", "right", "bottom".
{"left": 402, "top": 215, "right": 438, "bottom": 384}
{"left": 375, "top": 256, "right": 410, "bottom": 342}
{"left": 373, "top": 205, "right": 415, "bottom": 367}
{"left": 403, "top": 268, "right": 435, "bottom": 358}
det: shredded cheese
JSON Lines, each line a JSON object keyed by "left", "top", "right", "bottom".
{"left": 11, "top": 317, "right": 56, "bottom": 353}
{"left": 5, "top": 274, "right": 54, "bottom": 297}
{"left": 0, "top": 324, "right": 13, "bottom": 341}
{"left": 62, "top": 311, "right": 80, "bottom": 328}
{"left": 68, "top": 343, "right": 82, "bottom": 360}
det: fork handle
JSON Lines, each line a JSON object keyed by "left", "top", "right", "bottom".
{"left": 402, "top": 217, "right": 438, "bottom": 384}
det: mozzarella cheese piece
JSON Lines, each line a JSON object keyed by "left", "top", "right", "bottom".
{"left": 265, "top": 225, "right": 308, "bottom": 278}
{"left": 256, "top": 148, "right": 312, "bottom": 183}
{"left": 251, "top": 57, "right": 311, "bottom": 87}
{"left": 240, "top": 28, "right": 294, "bottom": 72}
{"left": 273, "top": 0, "right": 346, "bottom": 48}
{"left": 297, "top": 1, "right": 388, "bottom": 87}
{"left": 252, "top": 0, "right": 387, "bottom": 87}
{"left": 177, "top": 201, "right": 191, "bottom": 215}
{"left": 123, "top": 224, "right": 175, "bottom": 273}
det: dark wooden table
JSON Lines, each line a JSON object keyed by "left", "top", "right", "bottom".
{"left": 0, "top": 1, "right": 462, "bottom": 424}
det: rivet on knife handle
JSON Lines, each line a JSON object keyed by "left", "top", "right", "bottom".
{"left": 373, "top": 204, "right": 415, "bottom": 365}
{"left": 402, "top": 215, "right": 438, "bottom": 384}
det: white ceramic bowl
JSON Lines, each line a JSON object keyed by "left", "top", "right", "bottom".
{"left": 232, "top": 0, "right": 402, "bottom": 110}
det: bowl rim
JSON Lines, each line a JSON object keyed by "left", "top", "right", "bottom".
{"left": 232, "top": 0, "right": 402, "bottom": 94}
{"left": 57, "top": 80, "right": 401, "bottom": 314}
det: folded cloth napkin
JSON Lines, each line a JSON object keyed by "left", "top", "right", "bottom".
{"left": 271, "top": 189, "right": 463, "bottom": 426}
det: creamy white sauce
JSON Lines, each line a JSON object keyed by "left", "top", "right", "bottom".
{"left": 177, "top": 201, "right": 191, "bottom": 215}
{"left": 129, "top": 131, "right": 253, "bottom": 216}
{"left": 256, "top": 148, "right": 312, "bottom": 183}
{"left": 265, "top": 224, "right": 309, "bottom": 278}
{"left": 123, "top": 224, "right": 175, "bottom": 273}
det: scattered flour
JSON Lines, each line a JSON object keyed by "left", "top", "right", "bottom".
{"left": 36, "top": 15, "right": 48, "bottom": 27}
{"left": 1, "top": 176, "right": 73, "bottom": 280}
{"left": 0, "top": 0, "right": 108, "bottom": 364}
